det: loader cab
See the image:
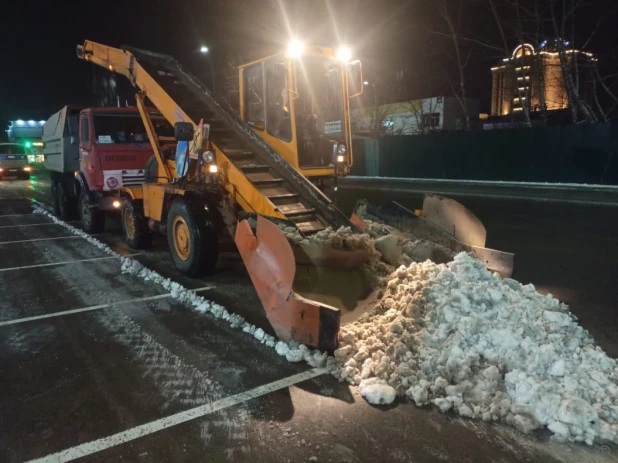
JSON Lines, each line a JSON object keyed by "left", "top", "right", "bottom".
{"left": 239, "top": 44, "right": 362, "bottom": 180}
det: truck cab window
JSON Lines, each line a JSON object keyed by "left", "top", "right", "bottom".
{"left": 243, "top": 64, "right": 265, "bottom": 130}
{"left": 80, "top": 117, "right": 90, "bottom": 143}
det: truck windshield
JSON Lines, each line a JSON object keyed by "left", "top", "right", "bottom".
{"left": 0, "top": 145, "right": 26, "bottom": 155}
{"left": 93, "top": 114, "right": 172, "bottom": 144}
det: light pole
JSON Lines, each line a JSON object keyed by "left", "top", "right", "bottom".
{"left": 200, "top": 45, "right": 215, "bottom": 94}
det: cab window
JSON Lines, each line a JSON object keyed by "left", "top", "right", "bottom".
{"left": 265, "top": 60, "right": 292, "bottom": 142}
{"left": 243, "top": 64, "right": 265, "bottom": 130}
{"left": 80, "top": 117, "right": 90, "bottom": 143}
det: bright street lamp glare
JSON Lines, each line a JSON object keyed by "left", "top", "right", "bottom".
{"left": 200, "top": 46, "right": 209, "bottom": 53}
{"left": 287, "top": 40, "right": 304, "bottom": 58}
{"left": 336, "top": 47, "right": 352, "bottom": 62}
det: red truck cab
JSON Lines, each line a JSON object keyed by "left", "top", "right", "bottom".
{"left": 44, "top": 105, "right": 171, "bottom": 233}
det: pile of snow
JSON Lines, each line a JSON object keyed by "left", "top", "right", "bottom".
{"left": 36, "top": 207, "right": 618, "bottom": 446}
{"left": 329, "top": 252, "right": 618, "bottom": 445}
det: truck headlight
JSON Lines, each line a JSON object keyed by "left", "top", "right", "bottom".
{"left": 336, "top": 155, "right": 345, "bottom": 163}
{"left": 209, "top": 164, "right": 218, "bottom": 173}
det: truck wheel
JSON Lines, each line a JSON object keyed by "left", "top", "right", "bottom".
{"left": 79, "top": 191, "right": 105, "bottom": 233}
{"left": 51, "top": 181, "right": 60, "bottom": 215}
{"left": 122, "top": 201, "right": 152, "bottom": 249}
{"left": 56, "top": 182, "right": 74, "bottom": 221}
{"left": 166, "top": 198, "right": 218, "bottom": 277}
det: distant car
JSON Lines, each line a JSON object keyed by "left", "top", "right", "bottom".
{"left": 0, "top": 143, "right": 32, "bottom": 180}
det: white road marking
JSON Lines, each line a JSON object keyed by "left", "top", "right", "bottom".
{"left": 27, "top": 368, "right": 328, "bottom": 463}
{"left": 0, "top": 254, "right": 142, "bottom": 273}
{"left": 0, "top": 286, "right": 212, "bottom": 327}
{"left": 0, "top": 235, "right": 97, "bottom": 246}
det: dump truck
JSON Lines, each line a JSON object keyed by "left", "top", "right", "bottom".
{"left": 0, "top": 143, "right": 32, "bottom": 180}
{"left": 42, "top": 105, "right": 171, "bottom": 232}
{"left": 77, "top": 40, "right": 513, "bottom": 352}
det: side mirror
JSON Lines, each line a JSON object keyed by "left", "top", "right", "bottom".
{"left": 174, "top": 122, "right": 194, "bottom": 141}
{"left": 346, "top": 60, "right": 363, "bottom": 98}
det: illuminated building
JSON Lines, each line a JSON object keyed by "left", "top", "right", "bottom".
{"left": 490, "top": 41, "right": 596, "bottom": 117}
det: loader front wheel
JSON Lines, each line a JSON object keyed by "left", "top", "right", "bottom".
{"left": 167, "top": 199, "right": 218, "bottom": 277}
{"left": 122, "top": 201, "right": 152, "bottom": 249}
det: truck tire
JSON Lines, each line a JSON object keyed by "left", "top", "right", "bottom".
{"left": 79, "top": 190, "right": 105, "bottom": 234}
{"left": 122, "top": 201, "right": 152, "bottom": 249}
{"left": 166, "top": 198, "right": 218, "bottom": 277}
{"left": 56, "top": 182, "right": 75, "bottom": 221}
{"left": 51, "top": 181, "right": 60, "bottom": 216}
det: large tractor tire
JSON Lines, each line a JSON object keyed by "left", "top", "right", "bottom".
{"left": 79, "top": 190, "right": 105, "bottom": 234}
{"left": 166, "top": 198, "right": 218, "bottom": 277}
{"left": 122, "top": 201, "right": 152, "bottom": 249}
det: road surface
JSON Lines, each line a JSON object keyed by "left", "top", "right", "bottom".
{"left": 0, "top": 170, "right": 616, "bottom": 462}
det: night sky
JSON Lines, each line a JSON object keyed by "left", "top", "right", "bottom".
{"left": 2, "top": 0, "right": 617, "bottom": 139}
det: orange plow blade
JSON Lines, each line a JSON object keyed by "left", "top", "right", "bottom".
{"left": 235, "top": 216, "right": 341, "bottom": 352}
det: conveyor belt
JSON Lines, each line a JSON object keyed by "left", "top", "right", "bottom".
{"left": 123, "top": 45, "right": 354, "bottom": 234}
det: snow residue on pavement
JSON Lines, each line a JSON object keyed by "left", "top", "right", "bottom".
{"left": 329, "top": 252, "right": 618, "bottom": 445}
{"left": 33, "top": 206, "right": 328, "bottom": 368}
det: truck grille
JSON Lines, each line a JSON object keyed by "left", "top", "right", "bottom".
{"left": 121, "top": 169, "right": 145, "bottom": 187}
{"left": 104, "top": 155, "right": 137, "bottom": 162}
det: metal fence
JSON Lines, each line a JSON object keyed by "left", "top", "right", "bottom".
{"left": 351, "top": 122, "right": 618, "bottom": 184}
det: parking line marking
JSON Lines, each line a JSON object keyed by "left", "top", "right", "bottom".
{"left": 0, "top": 254, "right": 142, "bottom": 273}
{"left": 0, "top": 235, "right": 94, "bottom": 246}
{"left": 0, "top": 286, "right": 212, "bottom": 327}
{"left": 27, "top": 367, "right": 328, "bottom": 463}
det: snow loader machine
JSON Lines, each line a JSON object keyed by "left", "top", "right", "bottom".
{"left": 77, "top": 40, "right": 513, "bottom": 353}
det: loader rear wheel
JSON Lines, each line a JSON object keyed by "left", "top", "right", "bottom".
{"left": 166, "top": 199, "right": 218, "bottom": 277}
{"left": 122, "top": 201, "right": 152, "bottom": 249}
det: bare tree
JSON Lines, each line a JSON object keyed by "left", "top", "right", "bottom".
{"left": 435, "top": 0, "right": 471, "bottom": 130}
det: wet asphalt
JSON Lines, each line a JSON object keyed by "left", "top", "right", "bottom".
{"left": 0, "top": 168, "right": 617, "bottom": 463}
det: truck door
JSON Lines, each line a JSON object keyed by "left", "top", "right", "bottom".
{"left": 79, "top": 113, "right": 96, "bottom": 188}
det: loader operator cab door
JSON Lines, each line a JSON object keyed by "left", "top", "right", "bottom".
{"left": 241, "top": 51, "right": 350, "bottom": 177}
{"left": 292, "top": 56, "right": 345, "bottom": 169}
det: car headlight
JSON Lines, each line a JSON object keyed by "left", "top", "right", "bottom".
{"left": 202, "top": 151, "right": 214, "bottom": 163}
{"left": 23, "top": 166, "right": 32, "bottom": 172}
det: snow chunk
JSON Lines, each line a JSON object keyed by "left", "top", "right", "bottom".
{"left": 359, "top": 378, "right": 396, "bottom": 405}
